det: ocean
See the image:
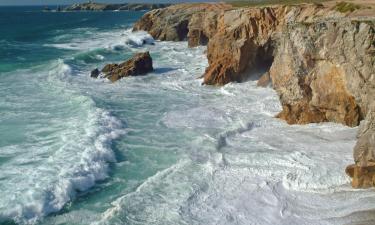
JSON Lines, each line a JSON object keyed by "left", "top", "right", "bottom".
{"left": 1, "top": 6, "right": 375, "bottom": 225}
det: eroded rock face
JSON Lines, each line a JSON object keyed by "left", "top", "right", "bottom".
{"left": 102, "top": 52, "right": 153, "bottom": 82}
{"left": 270, "top": 20, "right": 374, "bottom": 127}
{"left": 203, "top": 7, "right": 283, "bottom": 85}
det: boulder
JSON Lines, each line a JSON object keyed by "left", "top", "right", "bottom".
{"left": 101, "top": 52, "right": 153, "bottom": 82}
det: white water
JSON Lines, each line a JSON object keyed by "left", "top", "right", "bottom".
{"left": 2, "top": 25, "right": 375, "bottom": 225}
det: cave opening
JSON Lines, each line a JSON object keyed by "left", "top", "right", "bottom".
{"left": 243, "top": 41, "right": 276, "bottom": 81}
{"left": 176, "top": 20, "right": 190, "bottom": 41}
{"left": 255, "top": 42, "right": 275, "bottom": 74}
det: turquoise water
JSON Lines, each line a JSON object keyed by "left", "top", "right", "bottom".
{"left": 1, "top": 6, "right": 375, "bottom": 225}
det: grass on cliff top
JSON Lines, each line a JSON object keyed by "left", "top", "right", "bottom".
{"left": 228, "top": 0, "right": 326, "bottom": 7}
{"left": 334, "top": 1, "right": 361, "bottom": 13}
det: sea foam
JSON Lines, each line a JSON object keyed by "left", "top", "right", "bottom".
{"left": 0, "top": 60, "right": 126, "bottom": 224}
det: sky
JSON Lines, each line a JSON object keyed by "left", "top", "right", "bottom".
{"left": 0, "top": 0, "right": 215, "bottom": 6}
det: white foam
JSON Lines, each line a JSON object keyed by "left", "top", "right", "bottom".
{"left": 0, "top": 60, "right": 126, "bottom": 224}
{"left": 125, "top": 30, "right": 155, "bottom": 46}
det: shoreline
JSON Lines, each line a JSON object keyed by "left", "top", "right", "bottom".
{"left": 132, "top": 1, "right": 375, "bottom": 188}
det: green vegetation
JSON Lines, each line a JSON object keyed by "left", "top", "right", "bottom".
{"left": 334, "top": 1, "right": 361, "bottom": 13}
{"left": 228, "top": 0, "right": 325, "bottom": 7}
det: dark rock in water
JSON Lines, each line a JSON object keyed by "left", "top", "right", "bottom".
{"left": 102, "top": 52, "right": 153, "bottom": 82}
{"left": 90, "top": 68, "right": 100, "bottom": 78}
{"left": 257, "top": 72, "right": 271, "bottom": 87}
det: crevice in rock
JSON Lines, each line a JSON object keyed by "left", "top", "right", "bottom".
{"left": 176, "top": 20, "right": 189, "bottom": 41}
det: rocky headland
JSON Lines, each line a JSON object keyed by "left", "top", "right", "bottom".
{"left": 64, "top": 2, "right": 171, "bottom": 11}
{"left": 133, "top": 1, "right": 375, "bottom": 188}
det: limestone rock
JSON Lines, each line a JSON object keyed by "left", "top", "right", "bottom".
{"left": 102, "top": 52, "right": 153, "bottom": 82}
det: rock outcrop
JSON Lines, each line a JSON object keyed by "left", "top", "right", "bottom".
{"left": 64, "top": 3, "right": 171, "bottom": 11}
{"left": 270, "top": 19, "right": 374, "bottom": 127}
{"left": 133, "top": 3, "right": 375, "bottom": 187}
{"left": 346, "top": 105, "right": 375, "bottom": 188}
{"left": 133, "top": 3, "right": 231, "bottom": 42}
{"left": 101, "top": 52, "right": 153, "bottom": 82}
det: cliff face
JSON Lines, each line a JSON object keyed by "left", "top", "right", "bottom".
{"left": 271, "top": 19, "right": 374, "bottom": 127}
{"left": 134, "top": 3, "right": 375, "bottom": 188}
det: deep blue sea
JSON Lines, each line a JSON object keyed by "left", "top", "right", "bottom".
{"left": 0, "top": 5, "right": 374, "bottom": 225}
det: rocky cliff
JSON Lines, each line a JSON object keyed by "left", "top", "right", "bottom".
{"left": 133, "top": 2, "right": 375, "bottom": 188}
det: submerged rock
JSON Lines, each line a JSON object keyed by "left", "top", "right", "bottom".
{"left": 90, "top": 68, "right": 100, "bottom": 78}
{"left": 101, "top": 52, "right": 153, "bottom": 82}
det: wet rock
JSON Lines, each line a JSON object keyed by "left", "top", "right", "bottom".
{"left": 101, "top": 52, "right": 153, "bottom": 82}
{"left": 257, "top": 72, "right": 271, "bottom": 87}
{"left": 346, "top": 164, "right": 375, "bottom": 188}
{"left": 347, "top": 105, "right": 375, "bottom": 188}
{"left": 90, "top": 68, "right": 100, "bottom": 78}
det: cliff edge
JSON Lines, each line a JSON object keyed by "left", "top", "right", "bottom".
{"left": 133, "top": 2, "right": 375, "bottom": 188}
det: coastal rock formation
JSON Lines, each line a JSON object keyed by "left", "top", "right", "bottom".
{"left": 134, "top": 3, "right": 375, "bottom": 187}
{"left": 101, "top": 52, "right": 153, "bottom": 82}
{"left": 133, "top": 3, "right": 231, "bottom": 42}
{"left": 134, "top": 3, "right": 374, "bottom": 126}
{"left": 271, "top": 19, "right": 374, "bottom": 127}
{"left": 64, "top": 3, "right": 171, "bottom": 11}
{"left": 346, "top": 105, "right": 375, "bottom": 188}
